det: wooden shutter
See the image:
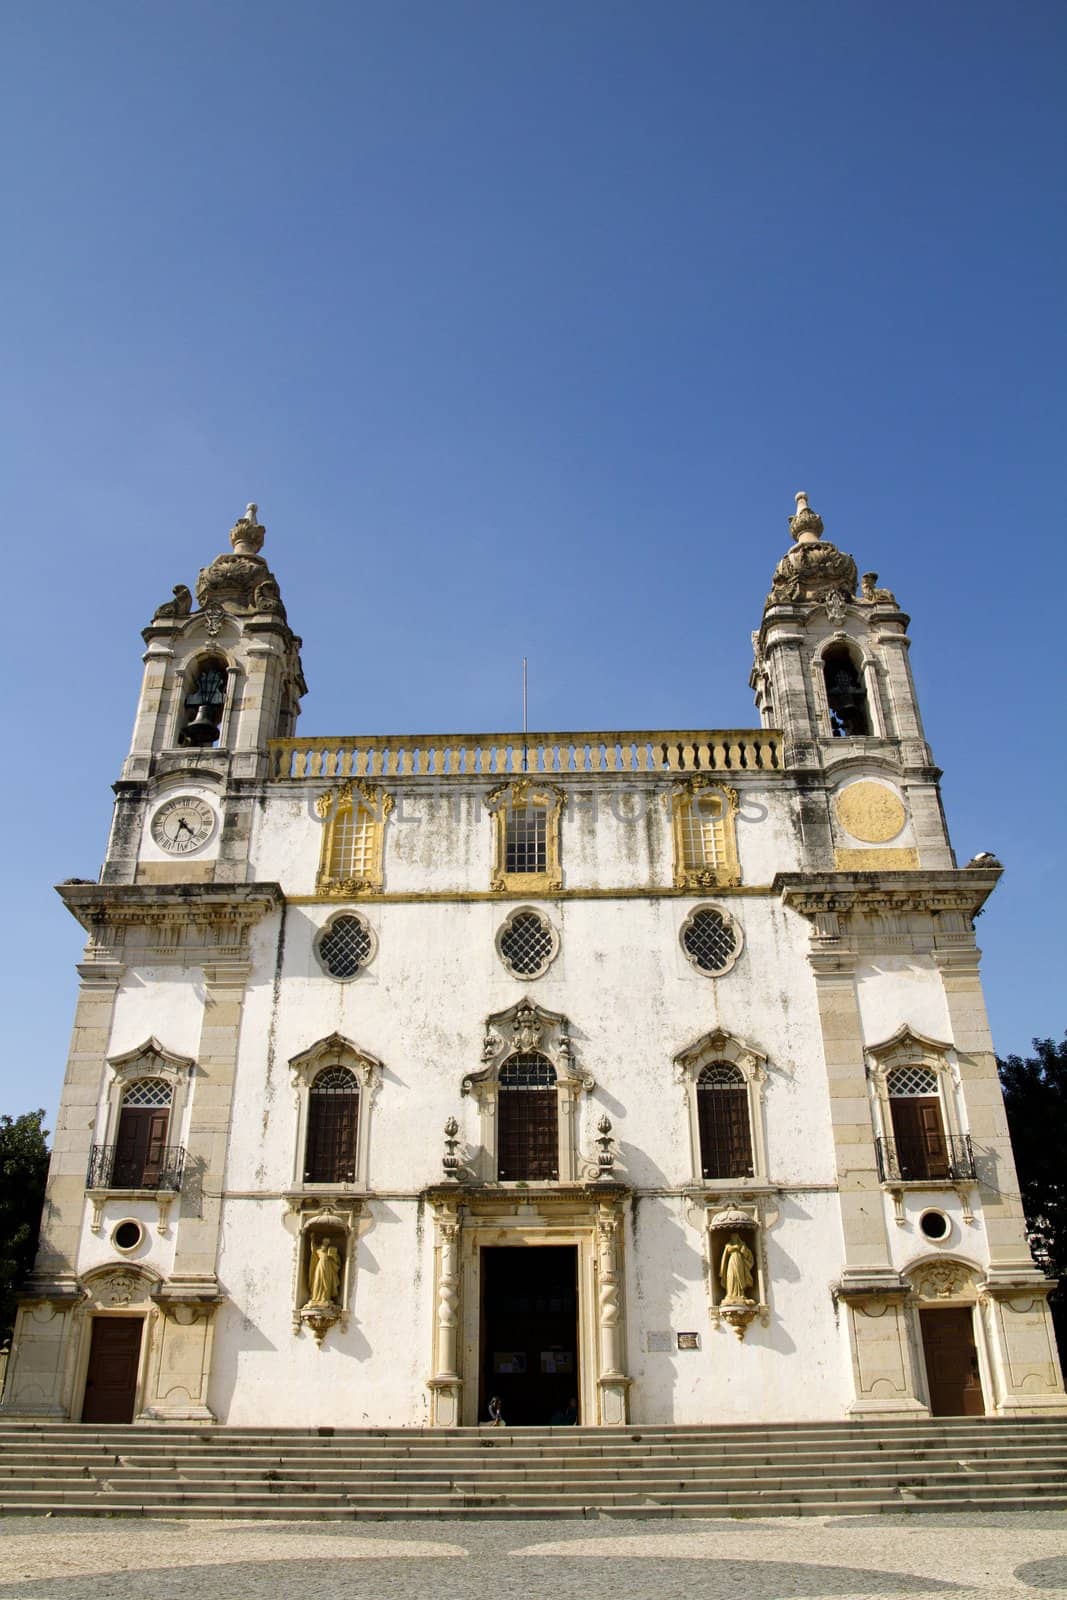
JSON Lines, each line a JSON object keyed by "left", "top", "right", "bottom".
{"left": 114, "top": 1107, "right": 170, "bottom": 1188}
{"left": 890, "top": 1097, "right": 948, "bottom": 1180}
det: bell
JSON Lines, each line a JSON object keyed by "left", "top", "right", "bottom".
{"left": 181, "top": 701, "right": 221, "bottom": 747}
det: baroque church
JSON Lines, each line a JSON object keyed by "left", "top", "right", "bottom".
{"left": 4, "top": 494, "right": 1065, "bottom": 1429}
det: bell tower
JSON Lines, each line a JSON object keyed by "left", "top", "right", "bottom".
{"left": 751, "top": 493, "right": 954, "bottom": 870}
{"left": 103, "top": 503, "right": 306, "bottom": 884}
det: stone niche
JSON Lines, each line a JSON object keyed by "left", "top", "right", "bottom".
{"left": 287, "top": 1201, "right": 360, "bottom": 1345}
{"left": 705, "top": 1204, "right": 769, "bottom": 1341}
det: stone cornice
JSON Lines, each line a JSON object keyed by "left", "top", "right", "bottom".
{"left": 774, "top": 867, "right": 1001, "bottom": 922}
{"left": 57, "top": 882, "right": 283, "bottom": 961}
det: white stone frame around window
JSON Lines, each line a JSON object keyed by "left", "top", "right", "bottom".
{"left": 90, "top": 1038, "right": 196, "bottom": 1236}
{"left": 462, "top": 999, "right": 594, "bottom": 1184}
{"left": 289, "top": 1033, "right": 382, "bottom": 1193}
{"left": 675, "top": 1027, "right": 769, "bottom": 1191}
{"left": 678, "top": 902, "right": 745, "bottom": 978}
{"left": 494, "top": 905, "right": 560, "bottom": 981}
{"left": 865, "top": 1025, "right": 972, "bottom": 1222}
{"left": 313, "top": 908, "right": 378, "bottom": 982}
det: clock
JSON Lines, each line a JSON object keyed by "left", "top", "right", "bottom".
{"left": 151, "top": 796, "right": 217, "bottom": 855}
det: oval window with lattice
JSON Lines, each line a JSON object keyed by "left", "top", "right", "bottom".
{"left": 317, "top": 914, "right": 375, "bottom": 980}
{"left": 496, "top": 908, "right": 558, "bottom": 979}
{"left": 680, "top": 905, "right": 742, "bottom": 976}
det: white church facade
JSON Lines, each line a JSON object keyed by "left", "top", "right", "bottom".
{"left": 5, "top": 494, "right": 1065, "bottom": 1428}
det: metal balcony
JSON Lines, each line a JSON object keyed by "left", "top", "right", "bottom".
{"left": 86, "top": 1144, "right": 186, "bottom": 1192}
{"left": 875, "top": 1133, "right": 976, "bottom": 1185}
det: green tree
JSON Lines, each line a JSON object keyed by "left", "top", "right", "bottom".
{"left": 0, "top": 1110, "right": 49, "bottom": 1344}
{"left": 999, "top": 1035, "right": 1067, "bottom": 1370}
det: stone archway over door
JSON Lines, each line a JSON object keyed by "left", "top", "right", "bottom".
{"left": 82, "top": 1318, "right": 144, "bottom": 1423}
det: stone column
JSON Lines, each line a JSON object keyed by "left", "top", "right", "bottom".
{"left": 428, "top": 1200, "right": 462, "bottom": 1426}
{"left": 1, "top": 959, "right": 123, "bottom": 1417}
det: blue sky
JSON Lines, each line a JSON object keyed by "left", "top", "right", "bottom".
{"left": 2, "top": 1, "right": 1064, "bottom": 1124}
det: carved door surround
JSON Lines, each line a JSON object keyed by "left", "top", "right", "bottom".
{"left": 426, "top": 1186, "right": 632, "bottom": 1428}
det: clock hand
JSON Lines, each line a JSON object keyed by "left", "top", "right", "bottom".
{"left": 175, "top": 817, "right": 194, "bottom": 835}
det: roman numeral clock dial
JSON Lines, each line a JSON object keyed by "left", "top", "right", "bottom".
{"left": 150, "top": 796, "right": 217, "bottom": 855}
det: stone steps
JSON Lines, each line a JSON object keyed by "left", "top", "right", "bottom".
{"left": 1, "top": 1417, "right": 1064, "bottom": 1520}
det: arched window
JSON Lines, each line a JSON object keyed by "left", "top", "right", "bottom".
{"left": 887, "top": 1065, "right": 948, "bottom": 1180}
{"left": 497, "top": 1053, "right": 558, "bottom": 1181}
{"left": 823, "top": 646, "right": 871, "bottom": 737}
{"left": 179, "top": 658, "right": 228, "bottom": 747}
{"left": 114, "top": 1078, "right": 172, "bottom": 1188}
{"left": 696, "top": 1063, "right": 754, "bottom": 1180}
{"left": 304, "top": 1066, "right": 360, "bottom": 1183}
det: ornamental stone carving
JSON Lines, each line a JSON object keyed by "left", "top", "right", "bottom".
{"left": 195, "top": 503, "right": 287, "bottom": 614}
{"left": 768, "top": 492, "right": 858, "bottom": 608}
{"left": 911, "top": 1261, "right": 975, "bottom": 1300}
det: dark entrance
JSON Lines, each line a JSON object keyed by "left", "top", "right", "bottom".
{"left": 479, "top": 1246, "right": 579, "bottom": 1425}
{"left": 920, "top": 1307, "right": 985, "bottom": 1416}
{"left": 82, "top": 1316, "right": 144, "bottom": 1423}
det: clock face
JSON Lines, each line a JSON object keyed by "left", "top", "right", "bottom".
{"left": 151, "top": 796, "right": 217, "bottom": 855}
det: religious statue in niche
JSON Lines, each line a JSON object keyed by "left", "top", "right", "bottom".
{"left": 299, "top": 1231, "right": 345, "bottom": 1345}
{"left": 307, "top": 1236, "right": 342, "bottom": 1306}
{"left": 720, "top": 1233, "right": 755, "bottom": 1304}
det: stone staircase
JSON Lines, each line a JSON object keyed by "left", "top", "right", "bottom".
{"left": 1, "top": 1417, "right": 1066, "bottom": 1520}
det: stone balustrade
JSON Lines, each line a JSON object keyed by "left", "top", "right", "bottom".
{"left": 268, "top": 730, "right": 782, "bottom": 781}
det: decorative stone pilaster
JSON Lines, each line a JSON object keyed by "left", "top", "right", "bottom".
{"left": 141, "top": 1287, "right": 222, "bottom": 1421}
{"left": 836, "top": 1282, "right": 929, "bottom": 1418}
{"left": 594, "top": 1196, "right": 632, "bottom": 1424}
{"left": 428, "top": 1198, "right": 462, "bottom": 1426}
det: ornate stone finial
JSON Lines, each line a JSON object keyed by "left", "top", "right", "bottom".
{"left": 788, "top": 490, "right": 824, "bottom": 545}
{"left": 230, "top": 502, "right": 266, "bottom": 557}
{"left": 442, "top": 1116, "right": 462, "bottom": 1182}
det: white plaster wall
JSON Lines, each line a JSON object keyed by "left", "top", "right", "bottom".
{"left": 854, "top": 959, "right": 952, "bottom": 1051}
{"left": 247, "top": 779, "right": 805, "bottom": 898}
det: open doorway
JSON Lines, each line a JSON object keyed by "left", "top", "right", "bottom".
{"left": 479, "top": 1245, "right": 579, "bottom": 1426}
{"left": 920, "top": 1306, "right": 985, "bottom": 1416}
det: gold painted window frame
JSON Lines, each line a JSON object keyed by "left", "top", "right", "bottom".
{"left": 668, "top": 780, "right": 741, "bottom": 891}
{"left": 314, "top": 780, "right": 393, "bottom": 898}
{"left": 487, "top": 779, "right": 565, "bottom": 894}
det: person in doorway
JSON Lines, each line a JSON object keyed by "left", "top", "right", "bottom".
{"left": 487, "top": 1395, "right": 505, "bottom": 1426}
{"left": 550, "top": 1396, "right": 579, "bottom": 1425}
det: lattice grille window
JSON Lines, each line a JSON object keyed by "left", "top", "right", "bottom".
{"left": 696, "top": 1062, "right": 753, "bottom": 1179}
{"left": 681, "top": 907, "right": 740, "bottom": 975}
{"left": 887, "top": 1066, "right": 939, "bottom": 1098}
{"left": 318, "top": 915, "right": 375, "bottom": 980}
{"left": 497, "top": 1053, "right": 559, "bottom": 1181}
{"left": 680, "top": 798, "right": 727, "bottom": 873}
{"left": 122, "top": 1078, "right": 173, "bottom": 1109}
{"left": 327, "top": 809, "right": 376, "bottom": 882}
{"left": 505, "top": 806, "right": 548, "bottom": 875}
{"left": 498, "top": 910, "right": 557, "bottom": 979}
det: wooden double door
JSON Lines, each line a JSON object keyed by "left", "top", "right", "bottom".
{"left": 920, "top": 1307, "right": 985, "bottom": 1416}
{"left": 82, "top": 1317, "right": 144, "bottom": 1423}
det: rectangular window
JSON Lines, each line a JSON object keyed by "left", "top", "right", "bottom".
{"left": 698, "top": 1089, "right": 753, "bottom": 1179}
{"left": 680, "top": 799, "right": 726, "bottom": 873}
{"left": 889, "top": 1098, "right": 950, "bottom": 1181}
{"left": 505, "top": 805, "right": 548, "bottom": 875}
{"left": 328, "top": 808, "right": 375, "bottom": 881}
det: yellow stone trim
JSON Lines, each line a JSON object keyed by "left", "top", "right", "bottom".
{"left": 834, "top": 847, "right": 919, "bottom": 870}
{"left": 667, "top": 779, "right": 741, "bottom": 890}
{"left": 834, "top": 781, "right": 906, "bottom": 844}
{"left": 315, "top": 780, "right": 394, "bottom": 898}
{"left": 486, "top": 778, "right": 565, "bottom": 895}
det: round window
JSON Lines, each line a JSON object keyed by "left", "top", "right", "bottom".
{"left": 680, "top": 906, "right": 741, "bottom": 975}
{"left": 317, "top": 914, "right": 374, "bottom": 979}
{"left": 112, "top": 1220, "right": 143, "bottom": 1253}
{"left": 919, "top": 1210, "right": 950, "bottom": 1242}
{"left": 497, "top": 909, "right": 558, "bottom": 979}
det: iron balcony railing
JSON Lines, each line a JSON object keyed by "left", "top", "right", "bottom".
{"left": 86, "top": 1144, "right": 186, "bottom": 1192}
{"left": 875, "top": 1133, "right": 976, "bottom": 1185}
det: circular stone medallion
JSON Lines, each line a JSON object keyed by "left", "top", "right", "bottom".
{"left": 833, "top": 781, "right": 906, "bottom": 844}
